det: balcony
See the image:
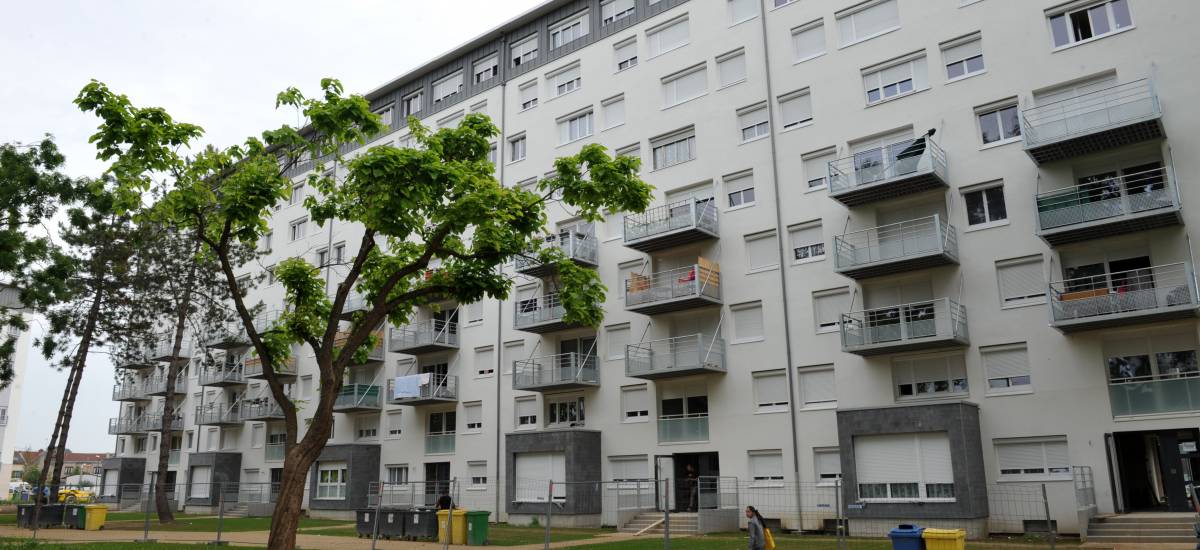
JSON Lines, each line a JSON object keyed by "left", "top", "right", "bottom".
{"left": 515, "top": 231, "right": 599, "bottom": 278}
{"left": 514, "top": 292, "right": 585, "bottom": 333}
{"left": 623, "top": 196, "right": 719, "bottom": 253}
{"left": 337, "top": 292, "right": 370, "bottom": 321}
{"left": 389, "top": 321, "right": 459, "bottom": 354}
{"left": 195, "top": 405, "right": 243, "bottom": 427}
{"left": 143, "top": 374, "right": 186, "bottom": 397}
{"left": 1022, "top": 79, "right": 1164, "bottom": 165}
{"left": 1049, "top": 262, "right": 1198, "bottom": 333}
{"left": 333, "top": 383, "right": 382, "bottom": 413}
{"left": 1035, "top": 166, "right": 1182, "bottom": 246}
{"left": 626, "top": 334, "right": 725, "bottom": 380}
{"left": 335, "top": 329, "right": 386, "bottom": 367}
{"left": 625, "top": 262, "right": 722, "bottom": 315}
{"left": 168, "top": 450, "right": 180, "bottom": 465}
{"left": 199, "top": 366, "right": 244, "bottom": 387}
{"left": 828, "top": 138, "right": 949, "bottom": 207}
{"left": 840, "top": 298, "right": 969, "bottom": 356}
{"left": 107, "top": 417, "right": 140, "bottom": 435}
{"left": 388, "top": 374, "right": 458, "bottom": 406}
{"left": 115, "top": 347, "right": 157, "bottom": 370}
{"left": 244, "top": 354, "right": 298, "bottom": 381}
{"left": 240, "top": 398, "right": 286, "bottom": 421}
{"left": 1109, "top": 376, "right": 1200, "bottom": 418}
{"left": 265, "top": 443, "right": 285, "bottom": 462}
{"left": 658, "top": 415, "right": 709, "bottom": 444}
{"left": 513, "top": 353, "right": 599, "bottom": 391}
{"left": 425, "top": 433, "right": 456, "bottom": 455}
{"left": 203, "top": 311, "right": 281, "bottom": 350}
{"left": 139, "top": 413, "right": 184, "bottom": 432}
{"left": 834, "top": 215, "right": 959, "bottom": 280}
{"left": 112, "top": 383, "right": 147, "bottom": 402}
{"left": 150, "top": 337, "right": 192, "bottom": 363}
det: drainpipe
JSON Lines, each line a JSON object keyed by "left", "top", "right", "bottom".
{"left": 494, "top": 32, "right": 510, "bottom": 521}
{"left": 755, "top": 0, "right": 805, "bottom": 524}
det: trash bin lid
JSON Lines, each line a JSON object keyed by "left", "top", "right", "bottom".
{"left": 922, "top": 528, "right": 965, "bottom": 539}
{"left": 889, "top": 524, "right": 925, "bottom": 536}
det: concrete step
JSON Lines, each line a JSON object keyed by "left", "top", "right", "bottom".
{"left": 1092, "top": 515, "right": 1198, "bottom": 524}
{"left": 1088, "top": 535, "right": 1198, "bottom": 544}
{"left": 1088, "top": 527, "right": 1195, "bottom": 536}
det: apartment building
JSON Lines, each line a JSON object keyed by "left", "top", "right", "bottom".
{"left": 0, "top": 284, "right": 29, "bottom": 485}
{"left": 102, "top": 0, "right": 1200, "bottom": 536}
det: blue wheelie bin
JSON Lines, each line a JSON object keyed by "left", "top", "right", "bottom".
{"left": 889, "top": 524, "right": 926, "bottom": 550}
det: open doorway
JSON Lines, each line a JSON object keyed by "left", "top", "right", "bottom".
{"left": 424, "top": 462, "right": 451, "bottom": 506}
{"left": 1108, "top": 428, "right": 1200, "bottom": 512}
{"left": 655, "top": 452, "right": 719, "bottom": 512}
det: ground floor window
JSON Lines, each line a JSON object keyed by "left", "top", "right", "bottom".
{"left": 316, "top": 462, "right": 348, "bottom": 500}
{"left": 854, "top": 432, "right": 954, "bottom": 502}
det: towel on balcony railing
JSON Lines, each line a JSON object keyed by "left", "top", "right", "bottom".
{"left": 392, "top": 374, "right": 431, "bottom": 399}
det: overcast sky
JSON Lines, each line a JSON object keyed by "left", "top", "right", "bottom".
{"left": 1, "top": 0, "right": 543, "bottom": 453}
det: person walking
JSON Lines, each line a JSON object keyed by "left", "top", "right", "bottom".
{"left": 746, "top": 505, "right": 766, "bottom": 550}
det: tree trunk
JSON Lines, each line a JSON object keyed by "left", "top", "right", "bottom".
{"left": 155, "top": 248, "right": 197, "bottom": 523}
{"left": 266, "top": 397, "right": 338, "bottom": 550}
{"left": 30, "top": 364, "right": 75, "bottom": 531}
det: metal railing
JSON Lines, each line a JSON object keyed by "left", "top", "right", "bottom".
{"left": 114, "top": 345, "right": 155, "bottom": 368}
{"left": 828, "top": 138, "right": 947, "bottom": 194}
{"left": 334, "top": 329, "right": 386, "bottom": 364}
{"left": 626, "top": 334, "right": 725, "bottom": 377}
{"left": 143, "top": 373, "right": 187, "bottom": 395}
{"left": 139, "top": 413, "right": 184, "bottom": 432}
{"left": 1049, "top": 262, "right": 1196, "bottom": 322}
{"left": 112, "top": 382, "right": 143, "bottom": 401}
{"left": 244, "top": 354, "right": 297, "bottom": 378}
{"left": 240, "top": 397, "right": 285, "bottom": 420}
{"left": 1035, "top": 165, "right": 1176, "bottom": 231}
{"left": 513, "top": 292, "right": 570, "bottom": 328}
{"left": 334, "top": 383, "right": 382, "bottom": 410}
{"left": 840, "top": 298, "right": 968, "bottom": 349}
{"left": 107, "top": 417, "right": 140, "bottom": 435}
{"left": 515, "top": 230, "right": 599, "bottom": 271}
{"left": 1108, "top": 374, "right": 1200, "bottom": 417}
{"left": 1021, "top": 79, "right": 1160, "bottom": 147}
{"left": 341, "top": 292, "right": 370, "bottom": 315}
{"left": 513, "top": 352, "right": 598, "bottom": 389}
{"left": 388, "top": 374, "right": 458, "bottom": 403}
{"left": 625, "top": 264, "right": 721, "bottom": 306}
{"left": 424, "top": 433, "right": 456, "bottom": 454}
{"left": 152, "top": 337, "right": 192, "bottom": 360}
{"left": 199, "top": 365, "right": 244, "bottom": 386}
{"left": 389, "top": 320, "right": 458, "bottom": 351}
{"left": 835, "top": 214, "right": 957, "bottom": 271}
{"left": 168, "top": 450, "right": 180, "bottom": 465}
{"left": 265, "top": 443, "right": 285, "bottom": 462}
{"left": 658, "top": 414, "right": 709, "bottom": 443}
{"left": 624, "top": 195, "right": 719, "bottom": 244}
{"left": 194, "top": 405, "right": 242, "bottom": 425}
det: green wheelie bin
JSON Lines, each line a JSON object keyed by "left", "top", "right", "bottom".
{"left": 465, "top": 510, "right": 490, "bottom": 545}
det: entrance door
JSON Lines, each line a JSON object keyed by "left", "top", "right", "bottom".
{"left": 1109, "top": 429, "right": 1200, "bottom": 512}
{"left": 654, "top": 455, "right": 674, "bottom": 512}
{"left": 270, "top": 468, "right": 283, "bottom": 502}
{"left": 559, "top": 336, "right": 596, "bottom": 381}
{"left": 669, "top": 452, "right": 721, "bottom": 512}
{"left": 424, "top": 462, "right": 451, "bottom": 506}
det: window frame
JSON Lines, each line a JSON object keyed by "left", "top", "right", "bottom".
{"left": 508, "top": 133, "right": 527, "bottom": 163}
{"left": 731, "top": 300, "right": 767, "bottom": 343}
{"left": 1047, "top": 0, "right": 1135, "bottom": 50}
{"left": 791, "top": 19, "right": 826, "bottom": 64}
{"left": 789, "top": 220, "right": 826, "bottom": 264}
{"left": 556, "top": 109, "right": 595, "bottom": 145}
{"left": 621, "top": 384, "right": 650, "bottom": 423}
{"left": 893, "top": 353, "right": 969, "bottom": 401}
{"left": 614, "top": 37, "right": 639, "bottom": 72}
{"left": 996, "top": 255, "right": 1047, "bottom": 309}
{"left": 836, "top": 0, "right": 901, "bottom": 48}
{"left": 751, "top": 370, "right": 789, "bottom": 413}
{"left": 778, "top": 89, "right": 814, "bottom": 130}
{"left": 511, "top": 34, "right": 539, "bottom": 67}
{"left": 716, "top": 49, "right": 748, "bottom": 89}
{"left": 661, "top": 63, "right": 708, "bottom": 108}
{"left": 748, "top": 449, "right": 786, "bottom": 487}
{"left": 601, "top": 0, "right": 635, "bottom": 26}
{"left": 861, "top": 53, "right": 927, "bottom": 105}
{"left": 602, "top": 94, "right": 626, "bottom": 130}
{"left": 315, "top": 462, "right": 348, "bottom": 500}
{"left": 650, "top": 127, "right": 697, "bottom": 171}
{"left": 983, "top": 342, "right": 1033, "bottom": 395}
{"left": 813, "top": 287, "right": 850, "bottom": 334}
{"left": 646, "top": 14, "right": 690, "bottom": 59}
{"left": 550, "top": 11, "right": 590, "bottom": 49}
{"left": 975, "top": 100, "right": 1022, "bottom": 147}
{"left": 961, "top": 181, "right": 1009, "bottom": 230}
{"left": 994, "top": 437, "right": 1072, "bottom": 482}
{"left": 940, "top": 33, "right": 985, "bottom": 82}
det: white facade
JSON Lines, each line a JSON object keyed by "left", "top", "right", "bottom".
{"left": 0, "top": 285, "right": 29, "bottom": 485}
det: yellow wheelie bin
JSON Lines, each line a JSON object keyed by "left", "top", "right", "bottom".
{"left": 82, "top": 505, "right": 107, "bottom": 530}
{"left": 437, "top": 509, "right": 467, "bottom": 545}
{"left": 922, "top": 528, "right": 965, "bottom": 550}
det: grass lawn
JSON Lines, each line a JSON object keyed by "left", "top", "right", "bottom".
{"left": 0, "top": 512, "right": 203, "bottom": 527}
{"left": 103, "top": 515, "right": 350, "bottom": 532}
{"left": 577, "top": 533, "right": 1079, "bottom": 549}
{"left": 296, "top": 522, "right": 608, "bottom": 546}
{"left": 0, "top": 539, "right": 255, "bottom": 549}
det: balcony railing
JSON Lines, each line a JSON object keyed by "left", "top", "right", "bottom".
{"left": 140, "top": 413, "right": 184, "bottom": 432}
{"left": 623, "top": 195, "right": 719, "bottom": 253}
{"left": 513, "top": 352, "right": 599, "bottom": 391}
{"left": 1109, "top": 375, "right": 1200, "bottom": 417}
{"left": 333, "top": 383, "right": 382, "bottom": 412}
{"left": 338, "top": 292, "right": 370, "bottom": 320}
{"left": 388, "top": 374, "right": 458, "bottom": 405}
{"left": 151, "top": 337, "right": 192, "bottom": 362}
{"left": 194, "top": 405, "right": 243, "bottom": 426}
{"left": 625, "top": 262, "right": 722, "bottom": 314}
{"left": 1049, "top": 262, "right": 1198, "bottom": 332}
{"left": 840, "top": 298, "right": 969, "bottom": 356}
{"left": 515, "top": 231, "right": 599, "bottom": 277}
{"left": 204, "top": 311, "right": 282, "bottom": 350}
{"left": 244, "top": 355, "right": 297, "bottom": 379}
{"left": 626, "top": 334, "right": 725, "bottom": 380}
{"left": 112, "top": 383, "right": 145, "bottom": 401}
{"left": 240, "top": 397, "right": 285, "bottom": 421}
{"left": 168, "top": 450, "right": 180, "bottom": 465}
{"left": 107, "top": 417, "right": 140, "bottom": 435}
{"left": 389, "top": 320, "right": 459, "bottom": 354}
{"left": 1035, "top": 166, "right": 1181, "bottom": 245}
{"left": 143, "top": 374, "right": 187, "bottom": 396}
{"left": 199, "top": 366, "right": 244, "bottom": 387}
{"left": 513, "top": 292, "right": 584, "bottom": 333}
{"left": 658, "top": 415, "right": 709, "bottom": 444}
{"left": 425, "top": 433, "right": 456, "bottom": 454}
{"left": 335, "top": 329, "right": 386, "bottom": 366}
{"left": 1021, "top": 79, "right": 1164, "bottom": 164}
{"left": 834, "top": 215, "right": 958, "bottom": 279}
{"left": 115, "top": 347, "right": 157, "bottom": 370}
{"left": 828, "top": 138, "right": 949, "bottom": 207}
{"left": 265, "top": 443, "right": 285, "bottom": 462}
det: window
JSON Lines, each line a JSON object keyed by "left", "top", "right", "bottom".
{"left": 789, "top": 221, "right": 825, "bottom": 262}
{"left": 803, "top": 150, "right": 834, "bottom": 190}
{"left": 433, "top": 72, "right": 463, "bottom": 103}
{"left": 289, "top": 218, "right": 307, "bottom": 241}
{"left": 251, "top": 424, "right": 264, "bottom": 448}
{"left": 728, "top": 0, "right": 759, "bottom": 24}
{"left": 963, "top": 184, "right": 1007, "bottom": 227}
{"left": 744, "top": 231, "right": 778, "bottom": 272}
{"left": 726, "top": 172, "right": 756, "bottom": 208}
{"left": 815, "top": 448, "right": 842, "bottom": 485}
{"left": 614, "top": 39, "right": 638, "bottom": 71}
{"left": 438, "top": 111, "right": 464, "bottom": 129}
{"left": 316, "top": 462, "right": 348, "bottom": 500}
{"left": 469, "top": 461, "right": 488, "bottom": 486}
{"left": 738, "top": 105, "right": 769, "bottom": 142}
{"left": 546, "top": 395, "right": 585, "bottom": 428}
{"left": 601, "top": 0, "right": 635, "bottom": 25}
{"left": 259, "top": 231, "right": 272, "bottom": 253}
{"left": 779, "top": 89, "right": 813, "bottom": 129}
{"left": 428, "top": 411, "right": 456, "bottom": 437}
{"left": 855, "top": 432, "right": 953, "bottom": 501}
{"left": 749, "top": 450, "right": 785, "bottom": 484}
{"left": 549, "top": 65, "right": 582, "bottom": 97}
{"left": 518, "top": 81, "right": 538, "bottom": 111}
{"left": 813, "top": 288, "right": 850, "bottom": 334}
{"left": 514, "top": 452, "right": 566, "bottom": 502}
{"left": 1049, "top": 0, "right": 1133, "bottom": 48}
{"left": 775, "top": 0, "right": 798, "bottom": 6}
{"left": 752, "top": 370, "right": 788, "bottom": 412}
{"left": 995, "top": 437, "right": 1071, "bottom": 480}
{"left": 333, "top": 243, "right": 345, "bottom": 263}
{"left": 464, "top": 402, "right": 483, "bottom": 432}
{"left": 983, "top": 343, "right": 1032, "bottom": 393}
{"left": 289, "top": 182, "right": 305, "bottom": 205}
{"left": 374, "top": 103, "right": 395, "bottom": 127}
{"left": 386, "top": 464, "right": 409, "bottom": 484}
{"left": 467, "top": 302, "right": 484, "bottom": 325}
{"left": 515, "top": 397, "right": 537, "bottom": 429}
{"left": 792, "top": 20, "right": 826, "bottom": 62}
{"left": 386, "top": 410, "right": 402, "bottom": 437}
{"left": 610, "top": 455, "right": 649, "bottom": 484}
{"left": 557, "top": 110, "right": 594, "bottom": 144}
{"left": 509, "top": 134, "right": 527, "bottom": 162}
{"left": 662, "top": 65, "right": 707, "bottom": 107}
{"left": 606, "top": 324, "right": 630, "bottom": 360}
{"left": 474, "top": 346, "right": 494, "bottom": 377}
{"left": 615, "top": 143, "right": 640, "bottom": 161}
{"left": 551, "top": 12, "right": 589, "bottom": 49}
{"left": 732, "top": 301, "right": 766, "bottom": 343}
{"left": 502, "top": 340, "right": 523, "bottom": 375}
{"left": 511, "top": 35, "right": 538, "bottom": 67}
{"left": 996, "top": 256, "right": 1046, "bottom": 307}
{"left": 837, "top": 0, "right": 900, "bottom": 47}
{"left": 647, "top": 16, "right": 689, "bottom": 58}
{"left": 603, "top": 95, "right": 626, "bottom": 129}
{"left": 651, "top": 128, "right": 696, "bottom": 170}
{"left": 977, "top": 103, "right": 1021, "bottom": 144}
{"left": 798, "top": 366, "right": 837, "bottom": 408}
{"left": 716, "top": 50, "right": 747, "bottom": 88}
{"left": 621, "top": 385, "right": 649, "bottom": 422}
{"left": 355, "top": 416, "right": 378, "bottom": 440}
{"left": 189, "top": 465, "right": 211, "bottom": 498}
{"left": 473, "top": 55, "right": 499, "bottom": 84}
{"left": 862, "top": 54, "right": 927, "bottom": 104}
{"left": 942, "top": 34, "right": 984, "bottom": 80}
{"left": 894, "top": 354, "right": 968, "bottom": 399}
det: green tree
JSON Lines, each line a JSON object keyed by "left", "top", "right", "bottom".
{"left": 21, "top": 467, "right": 40, "bottom": 485}
{"left": 76, "top": 78, "right": 651, "bottom": 550}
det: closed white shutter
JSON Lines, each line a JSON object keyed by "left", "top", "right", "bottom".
{"left": 733, "top": 302, "right": 765, "bottom": 341}
{"left": 749, "top": 451, "right": 784, "bottom": 480}
{"left": 802, "top": 153, "right": 834, "bottom": 188}
{"left": 838, "top": 0, "right": 899, "bottom": 45}
{"left": 814, "top": 449, "right": 842, "bottom": 478}
{"left": 519, "top": 83, "right": 537, "bottom": 106}
{"left": 717, "top": 52, "right": 747, "bottom": 87}
{"left": 648, "top": 18, "right": 689, "bottom": 57}
{"left": 728, "top": 0, "right": 759, "bottom": 23}
{"left": 610, "top": 456, "right": 649, "bottom": 480}
{"left": 514, "top": 453, "right": 547, "bottom": 501}
{"left": 745, "top": 233, "right": 778, "bottom": 271}
{"left": 433, "top": 73, "right": 463, "bottom": 101}
{"left": 606, "top": 325, "right": 630, "bottom": 359}
{"left": 1044, "top": 440, "right": 1070, "bottom": 471}
{"left": 997, "top": 441, "right": 1046, "bottom": 474}
{"left": 663, "top": 67, "right": 707, "bottom": 105}
{"left": 792, "top": 22, "right": 825, "bottom": 61}
{"left": 780, "top": 91, "right": 813, "bottom": 128}
{"left": 983, "top": 344, "right": 1030, "bottom": 381}
{"left": 622, "top": 385, "right": 649, "bottom": 417}
{"left": 799, "top": 368, "right": 836, "bottom": 406}
{"left": 475, "top": 347, "right": 495, "bottom": 376}
{"left": 102, "top": 470, "right": 119, "bottom": 496}
{"left": 813, "top": 289, "right": 850, "bottom": 331}
{"left": 190, "top": 466, "right": 212, "bottom": 498}
{"left": 789, "top": 222, "right": 823, "bottom": 251}
{"left": 467, "top": 302, "right": 484, "bottom": 323}
{"left": 854, "top": 434, "right": 919, "bottom": 484}
{"left": 465, "top": 402, "right": 482, "bottom": 427}
{"left": 753, "top": 370, "right": 789, "bottom": 409}
{"left": 918, "top": 432, "right": 953, "bottom": 484}
{"left": 738, "top": 107, "right": 768, "bottom": 133}
{"left": 603, "top": 96, "right": 626, "bottom": 128}
{"left": 943, "top": 38, "right": 982, "bottom": 66}
{"left": 614, "top": 40, "right": 637, "bottom": 65}
{"left": 997, "top": 257, "right": 1046, "bottom": 305}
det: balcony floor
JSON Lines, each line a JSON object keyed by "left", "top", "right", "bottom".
{"left": 245, "top": 372, "right": 298, "bottom": 381}
{"left": 516, "top": 257, "right": 598, "bottom": 279}
{"left": 624, "top": 226, "right": 718, "bottom": 254}
{"left": 388, "top": 396, "right": 457, "bottom": 407}
{"left": 241, "top": 413, "right": 285, "bottom": 421}
{"left": 144, "top": 389, "right": 184, "bottom": 397}
{"left": 116, "top": 362, "right": 158, "bottom": 371}
{"left": 844, "top": 334, "right": 970, "bottom": 357}
{"left": 514, "top": 319, "right": 586, "bottom": 334}
{"left": 1053, "top": 304, "right": 1199, "bottom": 333}
{"left": 390, "top": 343, "right": 459, "bottom": 355}
{"left": 199, "top": 379, "right": 246, "bottom": 388}
{"left": 196, "top": 419, "right": 243, "bottom": 427}
{"left": 837, "top": 251, "right": 959, "bottom": 280}
{"left": 830, "top": 172, "right": 949, "bottom": 208}
{"left": 514, "top": 380, "right": 600, "bottom": 392}
{"left": 114, "top": 395, "right": 150, "bottom": 402}
{"left": 204, "top": 339, "right": 250, "bottom": 351}
{"left": 627, "top": 365, "right": 725, "bottom": 381}
{"left": 1025, "top": 117, "right": 1164, "bottom": 165}
{"left": 333, "top": 404, "right": 382, "bottom": 413}
{"left": 626, "top": 295, "right": 722, "bottom": 316}
{"left": 1039, "top": 207, "right": 1182, "bottom": 246}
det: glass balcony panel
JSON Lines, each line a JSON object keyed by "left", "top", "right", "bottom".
{"left": 425, "top": 433, "right": 456, "bottom": 454}
{"left": 1109, "top": 376, "right": 1200, "bottom": 417}
{"left": 513, "top": 352, "right": 599, "bottom": 390}
{"left": 827, "top": 138, "right": 948, "bottom": 206}
{"left": 657, "top": 415, "right": 709, "bottom": 443}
